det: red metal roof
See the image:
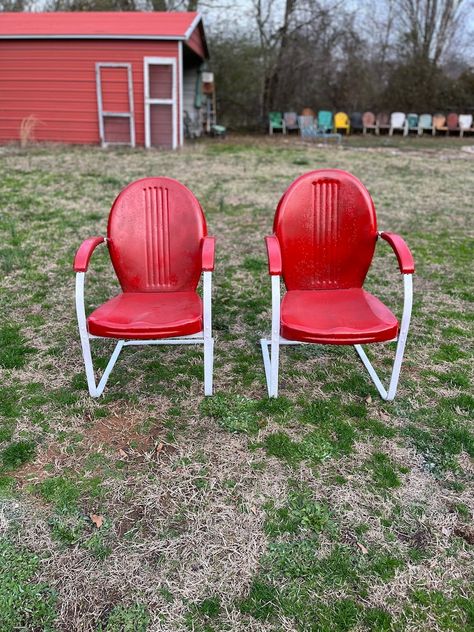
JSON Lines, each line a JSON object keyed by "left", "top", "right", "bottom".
{"left": 0, "top": 11, "right": 201, "bottom": 40}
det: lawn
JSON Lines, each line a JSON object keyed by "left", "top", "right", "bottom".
{"left": 0, "top": 135, "right": 473, "bottom": 632}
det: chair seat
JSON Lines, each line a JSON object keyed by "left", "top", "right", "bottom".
{"left": 280, "top": 289, "right": 398, "bottom": 344}
{"left": 87, "top": 292, "right": 202, "bottom": 340}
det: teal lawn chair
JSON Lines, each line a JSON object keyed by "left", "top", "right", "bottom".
{"left": 405, "top": 113, "right": 419, "bottom": 135}
{"left": 417, "top": 114, "right": 433, "bottom": 136}
{"left": 269, "top": 112, "right": 284, "bottom": 135}
{"left": 317, "top": 110, "right": 333, "bottom": 133}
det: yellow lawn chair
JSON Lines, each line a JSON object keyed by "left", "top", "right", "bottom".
{"left": 334, "top": 111, "right": 350, "bottom": 135}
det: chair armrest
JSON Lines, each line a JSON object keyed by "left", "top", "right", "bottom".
{"left": 379, "top": 232, "right": 415, "bottom": 274}
{"left": 265, "top": 235, "right": 282, "bottom": 275}
{"left": 73, "top": 237, "right": 106, "bottom": 272}
{"left": 201, "top": 236, "right": 216, "bottom": 271}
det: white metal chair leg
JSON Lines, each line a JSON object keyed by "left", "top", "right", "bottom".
{"left": 355, "top": 274, "right": 413, "bottom": 401}
{"left": 269, "top": 337, "right": 280, "bottom": 397}
{"left": 76, "top": 272, "right": 126, "bottom": 397}
{"left": 261, "top": 275, "right": 281, "bottom": 397}
{"left": 202, "top": 270, "right": 214, "bottom": 396}
{"left": 261, "top": 339, "right": 272, "bottom": 396}
{"left": 95, "top": 340, "right": 125, "bottom": 397}
{"left": 204, "top": 337, "right": 214, "bottom": 396}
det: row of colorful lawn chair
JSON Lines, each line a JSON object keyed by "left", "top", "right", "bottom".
{"left": 269, "top": 111, "right": 474, "bottom": 137}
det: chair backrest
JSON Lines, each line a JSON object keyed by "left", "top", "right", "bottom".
{"left": 273, "top": 169, "right": 377, "bottom": 291}
{"left": 446, "top": 112, "right": 459, "bottom": 129}
{"left": 334, "top": 112, "right": 349, "bottom": 128}
{"left": 433, "top": 113, "right": 446, "bottom": 129}
{"left": 107, "top": 177, "right": 206, "bottom": 293}
{"left": 269, "top": 112, "right": 283, "bottom": 126}
{"left": 284, "top": 112, "right": 298, "bottom": 127}
{"left": 459, "top": 114, "right": 473, "bottom": 129}
{"left": 350, "top": 112, "right": 363, "bottom": 127}
{"left": 376, "top": 112, "right": 390, "bottom": 126}
{"left": 391, "top": 112, "right": 406, "bottom": 127}
{"left": 298, "top": 115, "right": 315, "bottom": 129}
{"left": 363, "top": 111, "right": 375, "bottom": 126}
{"left": 407, "top": 113, "right": 418, "bottom": 128}
{"left": 318, "top": 110, "right": 333, "bottom": 130}
{"left": 419, "top": 113, "right": 432, "bottom": 128}
{"left": 298, "top": 116, "right": 317, "bottom": 138}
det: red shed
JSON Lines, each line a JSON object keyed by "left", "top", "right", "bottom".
{"left": 0, "top": 11, "right": 209, "bottom": 149}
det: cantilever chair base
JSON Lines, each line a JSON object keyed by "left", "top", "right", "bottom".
{"left": 76, "top": 270, "right": 214, "bottom": 398}
{"left": 261, "top": 274, "right": 413, "bottom": 401}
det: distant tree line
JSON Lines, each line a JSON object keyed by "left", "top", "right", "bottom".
{"left": 210, "top": 0, "right": 474, "bottom": 129}
{"left": 2, "top": 0, "right": 473, "bottom": 129}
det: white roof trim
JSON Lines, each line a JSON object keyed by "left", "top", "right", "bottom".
{"left": 184, "top": 13, "right": 202, "bottom": 40}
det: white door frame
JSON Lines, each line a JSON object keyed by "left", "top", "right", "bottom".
{"left": 95, "top": 62, "right": 136, "bottom": 148}
{"left": 144, "top": 56, "right": 177, "bottom": 149}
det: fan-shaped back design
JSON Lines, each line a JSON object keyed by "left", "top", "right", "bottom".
{"left": 363, "top": 111, "right": 375, "bottom": 126}
{"left": 350, "top": 112, "right": 363, "bottom": 128}
{"left": 318, "top": 110, "right": 333, "bottom": 131}
{"left": 459, "top": 114, "right": 473, "bottom": 129}
{"left": 433, "top": 114, "right": 446, "bottom": 129}
{"left": 407, "top": 113, "right": 418, "bottom": 128}
{"left": 377, "top": 112, "right": 390, "bottom": 126}
{"left": 391, "top": 112, "right": 406, "bottom": 127}
{"left": 447, "top": 112, "right": 459, "bottom": 129}
{"left": 418, "top": 114, "right": 433, "bottom": 129}
{"left": 334, "top": 112, "right": 349, "bottom": 127}
{"left": 273, "top": 170, "right": 377, "bottom": 291}
{"left": 419, "top": 113, "right": 432, "bottom": 128}
{"left": 107, "top": 177, "right": 206, "bottom": 292}
{"left": 284, "top": 112, "right": 298, "bottom": 127}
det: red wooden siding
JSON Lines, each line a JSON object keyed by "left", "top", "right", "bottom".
{"left": 186, "top": 23, "right": 206, "bottom": 59}
{"left": 0, "top": 39, "right": 179, "bottom": 146}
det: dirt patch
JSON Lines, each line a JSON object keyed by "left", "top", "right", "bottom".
{"left": 14, "top": 412, "right": 174, "bottom": 486}
{"left": 454, "top": 524, "right": 474, "bottom": 545}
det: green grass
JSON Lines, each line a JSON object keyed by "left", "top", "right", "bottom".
{"left": 0, "top": 538, "right": 57, "bottom": 631}
{"left": 200, "top": 393, "right": 264, "bottom": 434}
{"left": 365, "top": 452, "right": 403, "bottom": 490}
{"left": 0, "top": 323, "right": 36, "bottom": 368}
{"left": 239, "top": 483, "right": 408, "bottom": 629}
{"left": 97, "top": 603, "right": 150, "bottom": 631}
{"left": 1, "top": 440, "right": 36, "bottom": 470}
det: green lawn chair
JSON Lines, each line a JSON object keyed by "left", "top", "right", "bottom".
{"left": 269, "top": 112, "right": 284, "bottom": 135}
{"left": 317, "top": 110, "right": 333, "bottom": 133}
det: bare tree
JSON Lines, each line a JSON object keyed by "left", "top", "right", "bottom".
{"left": 397, "top": 0, "right": 466, "bottom": 64}
{"left": 0, "top": 0, "right": 32, "bottom": 10}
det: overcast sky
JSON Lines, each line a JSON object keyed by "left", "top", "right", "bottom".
{"left": 27, "top": 0, "right": 474, "bottom": 55}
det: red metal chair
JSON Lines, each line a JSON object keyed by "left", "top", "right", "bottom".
{"left": 74, "top": 177, "right": 215, "bottom": 397}
{"left": 261, "top": 169, "right": 414, "bottom": 400}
